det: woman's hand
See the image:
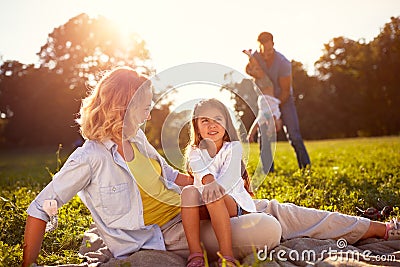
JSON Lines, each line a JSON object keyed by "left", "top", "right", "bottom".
{"left": 201, "top": 175, "right": 225, "bottom": 204}
{"left": 175, "top": 173, "right": 194, "bottom": 186}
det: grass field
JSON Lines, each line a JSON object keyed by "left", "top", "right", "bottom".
{"left": 0, "top": 136, "right": 399, "bottom": 266}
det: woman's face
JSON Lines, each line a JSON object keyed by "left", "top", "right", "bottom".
{"left": 123, "top": 88, "right": 153, "bottom": 139}
{"left": 196, "top": 107, "right": 226, "bottom": 149}
{"left": 135, "top": 89, "right": 153, "bottom": 125}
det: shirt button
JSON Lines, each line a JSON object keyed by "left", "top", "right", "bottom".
{"left": 112, "top": 187, "right": 116, "bottom": 192}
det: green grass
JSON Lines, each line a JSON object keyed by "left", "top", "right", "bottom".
{"left": 0, "top": 145, "right": 91, "bottom": 266}
{"left": 0, "top": 136, "right": 399, "bottom": 266}
{"left": 250, "top": 137, "right": 400, "bottom": 214}
{"left": 0, "top": 145, "right": 71, "bottom": 187}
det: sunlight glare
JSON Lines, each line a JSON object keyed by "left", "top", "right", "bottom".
{"left": 155, "top": 83, "right": 235, "bottom": 113}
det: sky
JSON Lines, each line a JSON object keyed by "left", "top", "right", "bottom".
{"left": 1, "top": 0, "right": 400, "bottom": 77}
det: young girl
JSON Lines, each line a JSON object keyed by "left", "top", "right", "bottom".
{"left": 181, "top": 98, "right": 257, "bottom": 267}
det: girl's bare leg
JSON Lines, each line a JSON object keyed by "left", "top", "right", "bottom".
{"left": 181, "top": 186, "right": 203, "bottom": 256}
{"left": 205, "top": 195, "right": 238, "bottom": 258}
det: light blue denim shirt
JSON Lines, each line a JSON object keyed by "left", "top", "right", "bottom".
{"left": 27, "top": 129, "right": 180, "bottom": 258}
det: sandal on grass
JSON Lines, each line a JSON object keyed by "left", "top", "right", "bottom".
{"left": 186, "top": 252, "right": 205, "bottom": 267}
{"left": 218, "top": 255, "right": 237, "bottom": 267}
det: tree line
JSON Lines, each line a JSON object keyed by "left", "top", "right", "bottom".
{"left": 0, "top": 13, "right": 399, "bottom": 149}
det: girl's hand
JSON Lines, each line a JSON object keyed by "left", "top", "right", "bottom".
{"left": 202, "top": 181, "right": 225, "bottom": 203}
{"left": 174, "top": 173, "right": 194, "bottom": 186}
{"left": 201, "top": 175, "right": 225, "bottom": 203}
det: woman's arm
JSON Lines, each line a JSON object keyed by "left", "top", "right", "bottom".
{"left": 23, "top": 148, "right": 92, "bottom": 266}
{"left": 22, "top": 216, "right": 46, "bottom": 267}
{"left": 174, "top": 173, "right": 194, "bottom": 186}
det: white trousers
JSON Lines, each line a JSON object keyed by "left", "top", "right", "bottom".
{"left": 162, "top": 199, "right": 370, "bottom": 261}
{"left": 254, "top": 199, "right": 370, "bottom": 244}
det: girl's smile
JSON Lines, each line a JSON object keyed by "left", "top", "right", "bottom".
{"left": 196, "top": 107, "right": 227, "bottom": 151}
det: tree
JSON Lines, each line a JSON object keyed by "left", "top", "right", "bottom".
{"left": 369, "top": 16, "right": 400, "bottom": 135}
{"left": 291, "top": 60, "right": 333, "bottom": 139}
{"left": 0, "top": 13, "right": 153, "bottom": 147}
{"left": 38, "top": 13, "right": 153, "bottom": 89}
{"left": 315, "top": 16, "right": 400, "bottom": 137}
{"left": 315, "top": 37, "right": 373, "bottom": 137}
{"left": 0, "top": 60, "right": 31, "bottom": 145}
{"left": 0, "top": 64, "right": 83, "bottom": 147}
{"left": 223, "top": 77, "right": 258, "bottom": 133}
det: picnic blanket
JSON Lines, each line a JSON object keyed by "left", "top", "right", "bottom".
{"left": 48, "top": 224, "right": 400, "bottom": 267}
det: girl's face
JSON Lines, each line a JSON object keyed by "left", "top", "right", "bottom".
{"left": 196, "top": 107, "right": 226, "bottom": 149}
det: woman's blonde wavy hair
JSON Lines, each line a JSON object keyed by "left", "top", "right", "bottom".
{"left": 76, "top": 66, "right": 148, "bottom": 143}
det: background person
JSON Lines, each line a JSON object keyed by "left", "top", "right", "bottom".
{"left": 246, "top": 32, "right": 311, "bottom": 174}
{"left": 244, "top": 49, "right": 283, "bottom": 142}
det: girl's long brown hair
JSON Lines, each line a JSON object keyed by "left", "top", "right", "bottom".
{"left": 185, "top": 98, "right": 253, "bottom": 195}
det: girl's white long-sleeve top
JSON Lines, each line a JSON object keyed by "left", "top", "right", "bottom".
{"left": 257, "top": 94, "right": 281, "bottom": 123}
{"left": 188, "top": 141, "right": 256, "bottom": 212}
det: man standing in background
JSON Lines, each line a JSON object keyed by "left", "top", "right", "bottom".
{"left": 246, "top": 32, "right": 310, "bottom": 173}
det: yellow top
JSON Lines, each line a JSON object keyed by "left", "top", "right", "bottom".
{"left": 127, "top": 143, "right": 181, "bottom": 226}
